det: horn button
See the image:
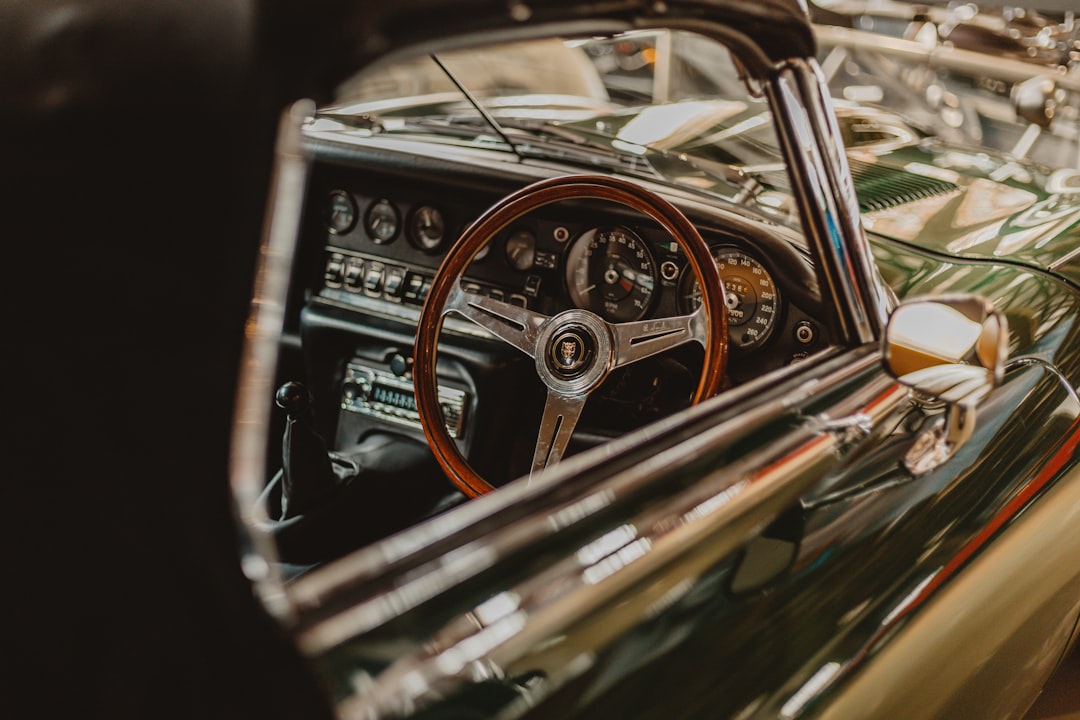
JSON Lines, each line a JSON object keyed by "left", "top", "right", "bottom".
{"left": 548, "top": 326, "right": 595, "bottom": 378}
{"left": 535, "top": 311, "right": 613, "bottom": 393}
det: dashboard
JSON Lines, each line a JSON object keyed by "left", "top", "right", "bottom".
{"left": 285, "top": 142, "right": 833, "bottom": 487}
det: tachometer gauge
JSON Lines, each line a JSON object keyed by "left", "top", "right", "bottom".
{"left": 365, "top": 198, "right": 400, "bottom": 244}
{"left": 565, "top": 226, "right": 657, "bottom": 322}
{"left": 680, "top": 248, "right": 780, "bottom": 350}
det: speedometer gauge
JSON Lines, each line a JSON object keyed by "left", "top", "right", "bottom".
{"left": 680, "top": 248, "right": 780, "bottom": 351}
{"left": 565, "top": 226, "right": 657, "bottom": 322}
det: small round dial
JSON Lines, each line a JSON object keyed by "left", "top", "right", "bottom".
{"left": 566, "top": 226, "right": 657, "bottom": 322}
{"left": 505, "top": 229, "right": 536, "bottom": 271}
{"left": 365, "top": 199, "right": 400, "bottom": 244}
{"left": 680, "top": 248, "right": 780, "bottom": 350}
{"left": 409, "top": 205, "right": 445, "bottom": 251}
{"left": 473, "top": 238, "right": 491, "bottom": 262}
{"left": 325, "top": 189, "right": 357, "bottom": 235}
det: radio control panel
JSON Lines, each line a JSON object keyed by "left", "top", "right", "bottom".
{"left": 341, "top": 362, "right": 468, "bottom": 438}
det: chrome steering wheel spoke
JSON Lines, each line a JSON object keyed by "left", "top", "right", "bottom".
{"left": 445, "top": 283, "right": 549, "bottom": 358}
{"left": 611, "top": 307, "right": 706, "bottom": 368}
{"left": 530, "top": 391, "right": 588, "bottom": 480}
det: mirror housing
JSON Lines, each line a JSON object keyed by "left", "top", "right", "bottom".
{"left": 883, "top": 295, "right": 1008, "bottom": 475}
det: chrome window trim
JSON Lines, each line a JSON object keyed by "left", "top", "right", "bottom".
{"left": 768, "top": 58, "right": 893, "bottom": 345}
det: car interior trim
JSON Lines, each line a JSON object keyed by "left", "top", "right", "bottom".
{"left": 331, "top": 378, "right": 911, "bottom": 718}
{"left": 289, "top": 346, "right": 882, "bottom": 647}
{"left": 231, "top": 99, "right": 319, "bottom": 614}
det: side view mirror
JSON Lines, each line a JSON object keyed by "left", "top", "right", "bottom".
{"left": 883, "top": 295, "right": 1008, "bottom": 475}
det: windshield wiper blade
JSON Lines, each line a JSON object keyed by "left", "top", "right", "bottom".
{"left": 397, "top": 115, "right": 660, "bottom": 176}
{"left": 409, "top": 115, "right": 595, "bottom": 146}
{"left": 494, "top": 117, "right": 594, "bottom": 145}
{"left": 463, "top": 116, "right": 658, "bottom": 175}
{"left": 314, "top": 111, "right": 384, "bottom": 132}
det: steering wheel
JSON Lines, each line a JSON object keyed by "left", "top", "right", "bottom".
{"left": 414, "top": 175, "right": 728, "bottom": 497}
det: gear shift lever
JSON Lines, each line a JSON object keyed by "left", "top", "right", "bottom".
{"left": 260, "top": 382, "right": 461, "bottom": 564}
{"left": 275, "top": 381, "right": 338, "bottom": 518}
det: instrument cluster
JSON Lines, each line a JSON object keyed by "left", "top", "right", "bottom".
{"left": 315, "top": 185, "right": 821, "bottom": 376}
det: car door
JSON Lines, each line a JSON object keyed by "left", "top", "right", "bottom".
{"left": 272, "top": 262, "right": 1080, "bottom": 720}
{"left": 274, "top": 343, "right": 913, "bottom": 718}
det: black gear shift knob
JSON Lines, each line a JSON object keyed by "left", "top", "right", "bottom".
{"left": 276, "top": 381, "right": 312, "bottom": 418}
{"left": 275, "top": 381, "right": 337, "bottom": 518}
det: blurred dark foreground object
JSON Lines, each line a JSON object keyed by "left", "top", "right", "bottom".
{"left": 0, "top": 1, "right": 350, "bottom": 716}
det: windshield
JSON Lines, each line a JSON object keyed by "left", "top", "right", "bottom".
{"left": 319, "top": 30, "right": 800, "bottom": 220}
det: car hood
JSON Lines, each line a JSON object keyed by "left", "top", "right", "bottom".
{"left": 853, "top": 138, "right": 1080, "bottom": 287}
{"left": 317, "top": 85, "right": 1080, "bottom": 288}
{"left": 565, "top": 103, "right": 1080, "bottom": 287}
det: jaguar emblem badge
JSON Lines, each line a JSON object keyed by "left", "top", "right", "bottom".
{"left": 549, "top": 327, "right": 594, "bottom": 378}
{"left": 560, "top": 340, "right": 579, "bottom": 365}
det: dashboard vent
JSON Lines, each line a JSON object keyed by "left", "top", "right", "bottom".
{"left": 849, "top": 157, "right": 959, "bottom": 213}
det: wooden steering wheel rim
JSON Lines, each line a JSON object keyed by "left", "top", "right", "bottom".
{"left": 414, "top": 174, "right": 728, "bottom": 497}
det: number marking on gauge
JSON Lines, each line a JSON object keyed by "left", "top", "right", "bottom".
{"left": 680, "top": 247, "right": 780, "bottom": 350}
{"left": 566, "top": 226, "right": 657, "bottom": 322}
